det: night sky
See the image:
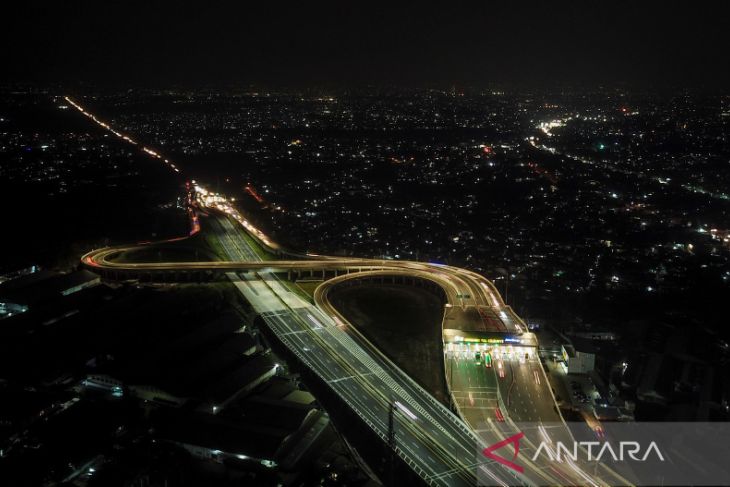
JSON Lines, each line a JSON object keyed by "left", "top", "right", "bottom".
{"left": 3, "top": 1, "right": 729, "bottom": 89}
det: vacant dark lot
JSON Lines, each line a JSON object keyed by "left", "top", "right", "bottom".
{"left": 329, "top": 283, "right": 448, "bottom": 406}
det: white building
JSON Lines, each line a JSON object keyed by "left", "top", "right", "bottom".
{"left": 561, "top": 342, "right": 595, "bottom": 374}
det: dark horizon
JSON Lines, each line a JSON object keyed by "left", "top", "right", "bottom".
{"left": 4, "top": 1, "right": 730, "bottom": 90}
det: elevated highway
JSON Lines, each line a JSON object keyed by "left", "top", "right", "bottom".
{"left": 69, "top": 95, "right": 627, "bottom": 486}
{"left": 81, "top": 205, "right": 630, "bottom": 486}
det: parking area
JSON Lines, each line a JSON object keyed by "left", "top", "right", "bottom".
{"left": 540, "top": 352, "right": 603, "bottom": 413}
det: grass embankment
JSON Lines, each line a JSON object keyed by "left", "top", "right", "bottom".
{"left": 238, "top": 228, "right": 275, "bottom": 261}
{"left": 293, "top": 280, "right": 322, "bottom": 298}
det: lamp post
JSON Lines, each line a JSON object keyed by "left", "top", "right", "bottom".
{"left": 495, "top": 267, "right": 509, "bottom": 304}
{"left": 387, "top": 399, "right": 419, "bottom": 485}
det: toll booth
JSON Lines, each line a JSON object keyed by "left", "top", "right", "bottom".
{"left": 442, "top": 328, "right": 538, "bottom": 363}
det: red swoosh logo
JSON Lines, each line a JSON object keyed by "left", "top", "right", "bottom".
{"left": 482, "top": 432, "right": 525, "bottom": 473}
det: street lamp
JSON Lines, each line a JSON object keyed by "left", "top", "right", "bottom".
{"left": 495, "top": 267, "right": 510, "bottom": 304}
{"left": 388, "top": 399, "right": 419, "bottom": 485}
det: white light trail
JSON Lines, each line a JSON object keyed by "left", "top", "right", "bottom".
{"left": 307, "top": 314, "right": 324, "bottom": 329}
{"left": 394, "top": 401, "right": 418, "bottom": 420}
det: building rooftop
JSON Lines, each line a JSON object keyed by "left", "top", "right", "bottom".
{"left": 153, "top": 408, "right": 286, "bottom": 461}
{"left": 0, "top": 269, "right": 100, "bottom": 305}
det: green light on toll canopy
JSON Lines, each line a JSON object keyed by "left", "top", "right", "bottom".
{"left": 462, "top": 337, "right": 504, "bottom": 344}
{"left": 598, "top": 143, "right": 606, "bottom": 150}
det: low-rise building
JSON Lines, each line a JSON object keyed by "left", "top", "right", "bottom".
{"left": 561, "top": 339, "right": 596, "bottom": 374}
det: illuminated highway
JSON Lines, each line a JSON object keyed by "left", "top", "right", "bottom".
{"left": 82, "top": 201, "right": 628, "bottom": 486}
{"left": 71, "top": 96, "right": 628, "bottom": 486}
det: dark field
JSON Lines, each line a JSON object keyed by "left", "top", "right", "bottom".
{"left": 329, "top": 283, "right": 449, "bottom": 406}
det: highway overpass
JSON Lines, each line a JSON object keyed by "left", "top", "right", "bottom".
{"left": 81, "top": 210, "right": 630, "bottom": 486}
{"left": 69, "top": 95, "right": 628, "bottom": 486}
